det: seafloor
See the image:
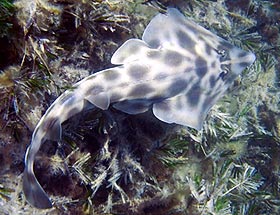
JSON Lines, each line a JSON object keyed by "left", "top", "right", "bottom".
{"left": 0, "top": 0, "right": 279, "bottom": 214}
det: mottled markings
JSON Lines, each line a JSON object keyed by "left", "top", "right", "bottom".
{"left": 103, "top": 70, "right": 120, "bottom": 81}
{"left": 186, "top": 82, "right": 201, "bottom": 107}
{"left": 164, "top": 51, "right": 183, "bottom": 66}
{"left": 169, "top": 79, "right": 188, "bottom": 96}
{"left": 176, "top": 29, "right": 195, "bottom": 49}
{"left": 195, "top": 56, "right": 208, "bottom": 77}
{"left": 128, "top": 65, "right": 149, "bottom": 80}
{"left": 148, "top": 39, "right": 160, "bottom": 48}
{"left": 129, "top": 84, "right": 154, "bottom": 97}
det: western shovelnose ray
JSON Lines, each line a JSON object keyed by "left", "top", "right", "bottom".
{"left": 23, "top": 8, "right": 256, "bottom": 209}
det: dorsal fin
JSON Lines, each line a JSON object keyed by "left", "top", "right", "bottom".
{"left": 86, "top": 92, "right": 110, "bottom": 110}
{"left": 111, "top": 39, "right": 150, "bottom": 65}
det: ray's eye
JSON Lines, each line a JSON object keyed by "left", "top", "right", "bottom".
{"left": 219, "top": 70, "right": 228, "bottom": 80}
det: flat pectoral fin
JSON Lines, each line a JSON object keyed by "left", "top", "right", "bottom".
{"left": 111, "top": 39, "right": 150, "bottom": 65}
{"left": 113, "top": 99, "right": 151, "bottom": 115}
{"left": 152, "top": 95, "right": 206, "bottom": 130}
{"left": 86, "top": 93, "right": 110, "bottom": 110}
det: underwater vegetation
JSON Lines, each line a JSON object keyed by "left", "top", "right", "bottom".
{"left": 0, "top": 0, "right": 279, "bottom": 214}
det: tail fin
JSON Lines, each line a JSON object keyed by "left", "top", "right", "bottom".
{"left": 22, "top": 168, "right": 52, "bottom": 209}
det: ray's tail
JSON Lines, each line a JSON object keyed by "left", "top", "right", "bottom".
{"left": 23, "top": 158, "right": 52, "bottom": 209}
{"left": 22, "top": 89, "right": 87, "bottom": 208}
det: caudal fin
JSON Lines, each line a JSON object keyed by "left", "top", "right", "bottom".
{"left": 22, "top": 168, "right": 52, "bottom": 209}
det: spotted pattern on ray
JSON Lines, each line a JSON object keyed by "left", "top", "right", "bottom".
{"left": 128, "top": 65, "right": 149, "bottom": 80}
{"left": 164, "top": 51, "right": 184, "bottom": 66}
{"left": 23, "top": 7, "right": 256, "bottom": 210}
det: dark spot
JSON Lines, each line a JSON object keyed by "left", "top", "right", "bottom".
{"left": 129, "top": 84, "right": 154, "bottom": 98}
{"left": 42, "top": 117, "right": 59, "bottom": 132}
{"left": 238, "top": 51, "right": 248, "bottom": 58}
{"left": 186, "top": 82, "right": 201, "bottom": 107}
{"left": 239, "top": 62, "right": 250, "bottom": 68}
{"left": 128, "top": 65, "right": 149, "bottom": 80}
{"left": 155, "top": 100, "right": 171, "bottom": 111}
{"left": 86, "top": 85, "right": 104, "bottom": 95}
{"left": 148, "top": 39, "right": 160, "bottom": 48}
{"left": 164, "top": 51, "right": 183, "bottom": 66}
{"left": 147, "top": 50, "right": 161, "bottom": 59}
{"left": 209, "top": 75, "right": 216, "bottom": 88}
{"left": 195, "top": 56, "right": 208, "bottom": 77}
{"left": 205, "top": 43, "right": 212, "bottom": 55}
{"left": 211, "top": 61, "right": 216, "bottom": 69}
{"left": 169, "top": 79, "right": 188, "bottom": 96}
{"left": 176, "top": 30, "right": 195, "bottom": 49}
{"left": 103, "top": 70, "right": 120, "bottom": 81}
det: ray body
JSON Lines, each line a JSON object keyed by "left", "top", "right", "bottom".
{"left": 23, "top": 8, "right": 255, "bottom": 209}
